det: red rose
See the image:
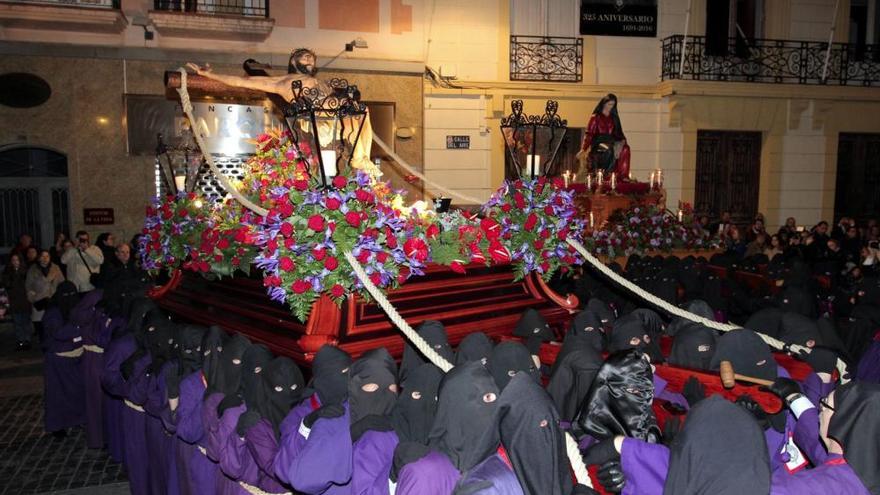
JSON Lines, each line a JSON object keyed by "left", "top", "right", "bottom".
{"left": 278, "top": 201, "right": 294, "bottom": 217}
{"left": 426, "top": 224, "right": 440, "bottom": 239}
{"left": 331, "top": 284, "right": 345, "bottom": 298}
{"left": 291, "top": 280, "right": 310, "bottom": 294}
{"left": 540, "top": 229, "right": 551, "bottom": 239}
{"left": 217, "top": 238, "right": 230, "bottom": 250}
{"left": 398, "top": 274, "right": 407, "bottom": 284}
{"left": 232, "top": 257, "right": 240, "bottom": 266}
{"left": 370, "top": 272, "right": 383, "bottom": 286}
{"left": 328, "top": 222, "right": 337, "bottom": 233}
{"left": 325, "top": 198, "right": 341, "bottom": 210}
{"left": 540, "top": 261, "right": 550, "bottom": 272}
{"left": 404, "top": 238, "right": 429, "bottom": 262}
{"left": 376, "top": 251, "right": 389, "bottom": 263}
{"left": 293, "top": 179, "right": 309, "bottom": 191}
{"left": 355, "top": 189, "right": 374, "bottom": 204}
{"left": 284, "top": 238, "right": 296, "bottom": 249}
{"left": 332, "top": 175, "right": 348, "bottom": 189}
{"left": 234, "top": 227, "right": 249, "bottom": 243}
{"left": 266, "top": 239, "right": 278, "bottom": 254}
{"left": 557, "top": 228, "right": 569, "bottom": 241}
{"left": 279, "top": 222, "right": 294, "bottom": 238}
{"left": 514, "top": 192, "right": 526, "bottom": 209}
{"left": 214, "top": 254, "right": 223, "bottom": 263}
{"left": 535, "top": 182, "right": 545, "bottom": 195}
{"left": 524, "top": 213, "right": 538, "bottom": 231}
{"left": 357, "top": 250, "right": 371, "bottom": 264}
{"left": 345, "top": 211, "right": 362, "bottom": 228}
{"left": 541, "top": 250, "right": 551, "bottom": 259}
{"left": 279, "top": 257, "right": 295, "bottom": 272}
{"left": 450, "top": 261, "right": 466, "bottom": 274}
{"left": 501, "top": 203, "right": 512, "bottom": 213}
{"left": 533, "top": 240, "right": 544, "bottom": 250}
{"left": 198, "top": 260, "right": 210, "bottom": 272}
{"left": 307, "top": 215, "right": 325, "bottom": 231}
{"left": 324, "top": 256, "right": 338, "bottom": 271}
{"left": 544, "top": 205, "right": 555, "bottom": 216}
{"left": 312, "top": 248, "right": 326, "bottom": 261}
{"left": 551, "top": 177, "right": 564, "bottom": 189}
{"left": 363, "top": 228, "right": 378, "bottom": 239}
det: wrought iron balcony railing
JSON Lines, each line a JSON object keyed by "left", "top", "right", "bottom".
{"left": 510, "top": 35, "right": 583, "bottom": 82}
{"left": 662, "top": 35, "right": 880, "bottom": 87}
{"left": 152, "top": 0, "right": 269, "bottom": 18}
{"left": 9, "top": 0, "right": 119, "bottom": 8}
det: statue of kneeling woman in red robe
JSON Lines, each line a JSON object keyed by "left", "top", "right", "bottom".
{"left": 577, "top": 93, "right": 631, "bottom": 180}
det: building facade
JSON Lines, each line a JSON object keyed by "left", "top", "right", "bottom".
{"left": 0, "top": 0, "right": 878, "bottom": 253}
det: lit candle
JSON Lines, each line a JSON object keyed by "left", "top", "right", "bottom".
{"left": 563, "top": 170, "right": 571, "bottom": 188}
{"left": 572, "top": 173, "right": 577, "bottom": 184}
{"left": 321, "top": 150, "right": 338, "bottom": 179}
{"left": 587, "top": 174, "right": 592, "bottom": 190}
{"left": 649, "top": 172, "right": 655, "bottom": 189}
{"left": 628, "top": 170, "right": 632, "bottom": 181}
{"left": 174, "top": 174, "right": 185, "bottom": 193}
{"left": 590, "top": 211, "right": 594, "bottom": 229}
{"left": 678, "top": 210, "right": 683, "bottom": 222}
{"left": 525, "top": 155, "right": 541, "bottom": 178}
{"left": 657, "top": 169, "right": 663, "bottom": 187}
{"left": 611, "top": 172, "right": 617, "bottom": 192}
{"left": 597, "top": 170, "right": 604, "bottom": 187}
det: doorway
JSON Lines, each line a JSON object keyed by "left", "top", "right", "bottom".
{"left": 834, "top": 133, "right": 880, "bottom": 224}
{"left": 695, "top": 130, "right": 762, "bottom": 224}
{"left": 0, "top": 146, "right": 70, "bottom": 260}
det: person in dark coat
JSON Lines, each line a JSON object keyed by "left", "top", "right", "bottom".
{"left": 400, "top": 320, "right": 454, "bottom": 383}
{"left": 487, "top": 341, "right": 540, "bottom": 391}
{"left": 454, "top": 332, "right": 494, "bottom": 366}
{"left": 42, "top": 281, "right": 85, "bottom": 435}
{"left": 70, "top": 288, "right": 107, "bottom": 449}
{"left": 2, "top": 253, "right": 32, "bottom": 349}
{"left": 390, "top": 362, "right": 445, "bottom": 491}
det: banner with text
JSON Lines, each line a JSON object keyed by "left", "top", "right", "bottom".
{"left": 580, "top": 0, "right": 657, "bottom": 37}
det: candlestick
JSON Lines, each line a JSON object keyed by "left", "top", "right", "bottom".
{"left": 587, "top": 174, "right": 592, "bottom": 191}
{"left": 590, "top": 211, "right": 594, "bottom": 229}
{"left": 649, "top": 172, "right": 655, "bottom": 189}
{"left": 563, "top": 170, "right": 571, "bottom": 188}
{"left": 611, "top": 172, "right": 617, "bottom": 192}
{"left": 678, "top": 210, "right": 683, "bottom": 222}
{"left": 597, "top": 170, "right": 604, "bottom": 188}
{"left": 657, "top": 169, "right": 663, "bottom": 188}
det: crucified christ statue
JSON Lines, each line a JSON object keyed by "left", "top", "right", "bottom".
{"left": 186, "top": 48, "right": 378, "bottom": 177}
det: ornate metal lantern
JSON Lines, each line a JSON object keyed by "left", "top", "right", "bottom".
{"left": 155, "top": 123, "right": 203, "bottom": 195}
{"left": 284, "top": 79, "right": 368, "bottom": 188}
{"left": 500, "top": 100, "right": 567, "bottom": 180}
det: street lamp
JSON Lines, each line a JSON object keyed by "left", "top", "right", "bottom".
{"left": 284, "top": 79, "right": 368, "bottom": 188}
{"left": 500, "top": 99, "right": 567, "bottom": 180}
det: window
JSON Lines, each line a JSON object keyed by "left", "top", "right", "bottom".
{"left": 0, "top": 147, "right": 67, "bottom": 177}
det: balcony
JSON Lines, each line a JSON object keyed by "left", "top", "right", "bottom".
{"left": 149, "top": 0, "right": 274, "bottom": 41}
{"left": 0, "top": 0, "right": 126, "bottom": 33}
{"left": 662, "top": 35, "right": 880, "bottom": 87}
{"left": 510, "top": 35, "right": 583, "bottom": 83}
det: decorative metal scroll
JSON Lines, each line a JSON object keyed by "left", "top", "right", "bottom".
{"left": 510, "top": 35, "right": 583, "bottom": 82}
{"left": 500, "top": 99, "right": 568, "bottom": 180}
{"left": 661, "top": 35, "right": 880, "bottom": 87}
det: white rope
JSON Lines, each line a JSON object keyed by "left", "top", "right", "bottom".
{"left": 343, "top": 251, "right": 593, "bottom": 486}
{"left": 239, "top": 481, "right": 290, "bottom": 495}
{"left": 175, "top": 68, "right": 269, "bottom": 217}
{"left": 372, "top": 135, "right": 487, "bottom": 206}
{"left": 565, "top": 237, "right": 850, "bottom": 383}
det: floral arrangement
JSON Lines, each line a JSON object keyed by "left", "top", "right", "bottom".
{"left": 252, "top": 171, "right": 430, "bottom": 320}
{"left": 140, "top": 134, "right": 588, "bottom": 320}
{"left": 585, "top": 204, "right": 720, "bottom": 258}
{"left": 483, "top": 177, "right": 586, "bottom": 280}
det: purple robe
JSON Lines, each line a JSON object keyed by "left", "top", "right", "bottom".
{"left": 456, "top": 453, "right": 523, "bottom": 495}
{"left": 274, "top": 394, "right": 319, "bottom": 485}
{"left": 394, "top": 450, "right": 461, "bottom": 495}
{"left": 856, "top": 340, "right": 880, "bottom": 383}
{"left": 72, "top": 291, "right": 105, "bottom": 447}
{"left": 352, "top": 429, "right": 398, "bottom": 495}
{"left": 214, "top": 401, "right": 250, "bottom": 495}
{"left": 283, "top": 401, "right": 353, "bottom": 494}
{"left": 243, "top": 419, "right": 287, "bottom": 492}
{"left": 801, "top": 373, "right": 836, "bottom": 410}
{"left": 771, "top": 455, "right": 870, "bottom": 495}
{"left": 144, "top": 361, "right": 178, "bottom": 495}
{"left": 123, "top": 353, "right": 153, "bottom": 495}
{"left": 620, "top": 437, "right": 669, "bottom": 495}
{"left": 204, "top": 393, "right": 248, "bottom": 495}
{"left": 42, "top": 308, "right": 85, "bottom": 433}
{"left": 176, "top": 375, "right": 219, "bottom": 495}
{"left": 765, "top": 367, "right": 801, "bottom": 475}
{"left": 101, "top": 333, "right": 136, "bottom": 463}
